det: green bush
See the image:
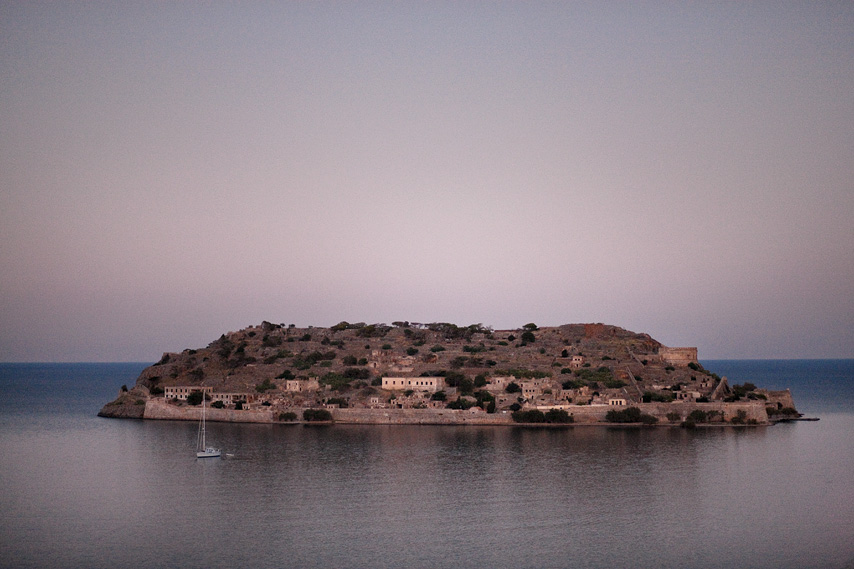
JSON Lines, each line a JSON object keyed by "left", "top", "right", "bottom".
{"left": 687, "top": 409, "right": 708, "bottom": 423}
{"left": 506, "top": 382, "right": 521, "bottom": 394}
{"left": 278, "top": 412, "right": 297, "bottom": 421}
{"left": 343, "top": 367, "right": 370, "bottom": 380}
{"left": 643, "top": 391, "right": 674, "bottom": 403}
{"left": 186, "top": 391, "right": 204, "bottom": 406}
{"left": 544, "top": 409, "right": 574, "bottom": 423}
{"left": 512, "top": 409, "right": 545, "bottom": 423}
{"left": 303, "top": 408, "right": 333, "bottom": 422}
{"left": 447, "top": 397, "right": 476, "bottom": 410}
{"left": 511, "top": 408, "right": 571, "bottom": 423}
{"left": 605, "top": 407, "right": 658, "bottom": 424}
{"left": 730, "top": 409, "right": 748, "bottom": 424}
{"left": 319, "top": 373, "right": 351, "bottom": 391}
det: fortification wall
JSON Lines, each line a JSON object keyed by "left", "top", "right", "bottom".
{"left": 331, "top": 407, "right": 514, "bottom": 425}
{"left": 766, "top": 389, "right": 796, "bottom": 410}
{"left": 659, "top": 347, "right": 698, "bottom": 365}
{"left": 140, "top": 399, "right": 769, "bottom": 425}
{"left": 640, "top": 400, "right": 768, "bottom": 423}
{"left": 143, "top": 399, "right": 274, "bottom": 423}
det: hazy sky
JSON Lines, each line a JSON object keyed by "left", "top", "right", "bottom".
{"left": 1, "top": 2, "right": 852, "bottom": 361}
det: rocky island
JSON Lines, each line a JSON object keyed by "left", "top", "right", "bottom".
{"left": 100, "top": 321, "right": 801, "bottom": 426}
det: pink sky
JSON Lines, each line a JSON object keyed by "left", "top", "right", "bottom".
{"left": 1, "top": 2, "right": 852, "bottom": 361}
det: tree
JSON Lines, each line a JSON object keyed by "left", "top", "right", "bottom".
{"left": 605, "top": 407, "right": 657, "bottom": 424}
{"left": 520, "top": 331, "right": 536, "bottom": 343}
{"left": 511, "top": 409, "right": 546, "bottom": 423}
{"left": 303, "top": 408, "right": 333, "bottom": 422}
{"left": 186, "top": 391, "right": 204, "bottom": 406}
{"left": 506, "top": 382, "right": 521, "bottom": 394}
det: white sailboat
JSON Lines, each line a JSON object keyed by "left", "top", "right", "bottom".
{"left": 196, "top": 394, "right": 221, "bottom": 458}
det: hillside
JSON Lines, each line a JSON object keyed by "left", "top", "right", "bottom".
{"left": 100, "top": 321, "right": 797, "bottom": 424}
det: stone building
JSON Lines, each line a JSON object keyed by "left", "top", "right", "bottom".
{"left": 164, "top": 386, "right": 212, "bottom": 400}
{"left": 659, "top": 347, "right": 698, "bottom": 366}
{"left": 381, "top": 376, "right": 443, "bottom": 393}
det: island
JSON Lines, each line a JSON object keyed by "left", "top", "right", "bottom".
{"left": 100, "top": 321, "right": 802, "bottom": 427}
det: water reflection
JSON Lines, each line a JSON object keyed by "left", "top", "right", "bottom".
{"left": 3, "top": 412, "right": 853, "bottom": 569}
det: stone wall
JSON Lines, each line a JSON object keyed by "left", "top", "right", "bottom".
{"left": 143, "top": 399, "right": 274, "bottom": 423}
{"left": 659, "top": 347, "right": 699, "bottom": 366}
{"left": 140, "top": 399, "right": 770, "bottom": 425}
{"left": 331, "top": 407, "right": 514, "bottom": 425}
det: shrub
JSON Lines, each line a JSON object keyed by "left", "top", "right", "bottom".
{"left": 278, "top": 412, "right": 297, "bottom": 421}
{"left": 186, "top": 391, "right": 204, "bottom": 406}
{"left": 687, "top": 409, "right": 708, "bottom": 423}
{"left": 520, "top": 331, "right": 536, "bottom": 343}
{"left": 255, "top": 378, "right": 276, "bottom": 393}
{"left": 430, "top": 345, "right": 446, "bottom": 352}
{"left": 544, "top": 409, "right": 573, "bottom": 424}
{"left": 343, "top": 367, "right": 370, "bottom": 380}
{"left": 406, "top": 347, "right": 419, "bottom": 356}
{"left": 666, "top": 412, "right": 681, "bottom": 422}
{"left": 431, "top": 390, "right": 447, "bottom": 401}
{"left": 512, "top": 409, "right": 546, "bottom": 423}
{"left": 276, "top": 369, "right": 295, "bottom": 380}
{"left": 319, "top": 373, "right": 351, "bottom": 391}
{"left": 303, "top": 408, "right": 333, "bottom": 422}
{"left": 326, "top": 397, "right": 349, "bottom": 408}
{"left": 730, "top": 409, "right": 748, "bottom": 424}
{"left": 341, "top": 355, "right": 358, "bottom": 366}
{"left": 211, "top": 400, "right": 225, "bottom": 409}
{"left": 605, "top": 407, "right": 657, "bottom": 424}
{"left": 447, "top": 397, "right": 476, "bottom": 410}
{"left": 643, "top": 391, "right": 674, "bottom": 403}
{"left": 506, "top": 382, "right": 521, "bottom": 393}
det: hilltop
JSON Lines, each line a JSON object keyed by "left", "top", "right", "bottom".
{"left": 100, "top": 321, "right": 799, "bottom": 425}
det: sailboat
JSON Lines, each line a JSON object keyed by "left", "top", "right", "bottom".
{"left": 196, "top": 394, "right": 221, "bottom": 458}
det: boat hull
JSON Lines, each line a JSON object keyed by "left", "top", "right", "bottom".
{"left": 196, "top": 448, "right": 221, "bottom": 458}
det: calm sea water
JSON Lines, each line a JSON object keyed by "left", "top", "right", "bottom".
{"left": 0, "top": 360, "right": 852, "bottom": 569}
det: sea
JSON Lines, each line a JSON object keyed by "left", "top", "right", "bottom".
{"left": 0, "top": 360, "right": 852, "bottom": 569}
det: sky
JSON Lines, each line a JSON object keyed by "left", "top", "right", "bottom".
{"left": 1, "top": 2, "right": 852, "bottom": 362}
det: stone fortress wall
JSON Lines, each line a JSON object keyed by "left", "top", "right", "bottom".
{"left": 143, "top": 398, "right": 770, "bottom": 425}
{"left": 659, "top": 347, "right": 699, "bottom": 366}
